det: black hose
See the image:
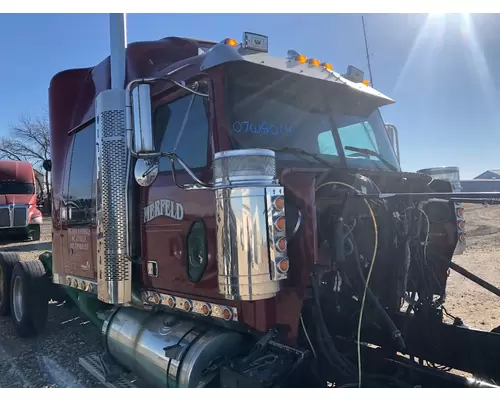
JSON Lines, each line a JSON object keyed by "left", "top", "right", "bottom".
{"left": 310, "top": 274, "right": 357, "bottom": 377}
{"left": 350, "top": 233, "right": 406, "bottom": 351}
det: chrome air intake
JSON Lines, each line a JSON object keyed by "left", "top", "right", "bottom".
{"left": 102, "top": 307, "right": 246, "bottom": 388}
{"left": 95, "top": 89, "right": 132, "bottom": 305}
{"left": 213, "top": 148, "right": 276, "bottom": 186}
{"left": 213, "top": 149, "right": 289, "bottom": 301}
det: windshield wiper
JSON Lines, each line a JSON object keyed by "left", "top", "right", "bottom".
{"left": 344, "top": 146, "right": 399, "bottom": 172}
{"left": 263, "top": 147, "right": 335, "bottom": 168}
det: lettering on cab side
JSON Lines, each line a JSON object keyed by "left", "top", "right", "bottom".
{"left": 143, "top": 199, "right": 184, "bottom": 223}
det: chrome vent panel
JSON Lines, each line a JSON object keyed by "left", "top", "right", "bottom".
{"left": 96, "top": 89, "right": 132, "bottom": 305}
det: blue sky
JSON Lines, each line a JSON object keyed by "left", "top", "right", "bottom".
{"left": 0, "top": 13, "right": 498, "bottom": 179}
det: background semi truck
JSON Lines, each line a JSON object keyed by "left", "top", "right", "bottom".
{"left": 417, "top": 166, "right": 466, "bottom": 255}
{"left": 0, "top": 159, "right": 43, "bottom": 241}
{"left": 0, "top": 14, "right": 500, "bottom": 388}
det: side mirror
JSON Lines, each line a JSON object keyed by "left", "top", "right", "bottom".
{"left": 131, "top": 84, "right": 155, "bottom": 154}
{"left": 42, "top": 159, "right": 52, "bottom": 172}
{"left": 385, "top": 124, "right": 400, "bottom": 164}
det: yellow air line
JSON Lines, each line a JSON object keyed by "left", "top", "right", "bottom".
{"left": 315, "top": 181, "right": 378, "bottom": 388}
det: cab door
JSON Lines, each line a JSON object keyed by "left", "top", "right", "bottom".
{"left": 140, "top": 85, "right": 219, "bottom": 298}
{"left": 59, "top": 122, "right": 97, "bottom": 282}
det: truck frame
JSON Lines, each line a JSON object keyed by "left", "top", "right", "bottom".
{"left": 1, "top": 14, "right": 500, "bottom": 388}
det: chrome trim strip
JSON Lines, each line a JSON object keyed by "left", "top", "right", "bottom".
{"left": 142, "top": 290, "right": 238, "bottom": 322}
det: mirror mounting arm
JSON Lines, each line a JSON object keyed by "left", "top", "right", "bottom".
{"left": 167, "top": 153, "right": 212, "bottom": 191}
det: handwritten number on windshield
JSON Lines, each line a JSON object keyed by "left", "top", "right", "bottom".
{"left": 232, "top": 121, "right": 292, "bottom": 137}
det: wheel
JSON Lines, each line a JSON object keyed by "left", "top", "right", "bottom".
{"left": 10, "top": 260, "right": 49, "bottom": 337}
{"left": 29, "top": 224, "right": 41, "bottom": 241}
{"left": 0, "top": 252, "right": 20, "bottom": 316}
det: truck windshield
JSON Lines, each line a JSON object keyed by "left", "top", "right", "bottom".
{"left": 224, "top": 63, "right": 400, "bottom": 172}
{"left": 419, "top": 168, "right": 460, "bottom": 182}
{"left": 0, "top": 182, "right": 35, "bottom": 195}
{"left": 418, "top": 168, "right": 461, "bottom": 191}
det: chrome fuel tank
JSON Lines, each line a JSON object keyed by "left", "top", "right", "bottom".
{"left": 102, "top": 307, "right": 246, "bottom": 388}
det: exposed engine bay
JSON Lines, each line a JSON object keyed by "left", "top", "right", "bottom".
{"left": 281, "top": 168, "right": 498, "bottom": 388}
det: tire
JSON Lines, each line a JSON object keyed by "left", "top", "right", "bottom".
{"left": 30, "top": 224, "right": 41, "bottom": 241}
{"left": 10, "top": 260, "right": 49, "bottom": 338}
{"left": 0, "top": 252, "right": 20, "bottom": 316}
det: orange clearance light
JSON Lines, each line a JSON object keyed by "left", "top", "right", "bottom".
{"left": 276, "top": 237, "right": 287, "bottom": 252}
{"left": 277, "top": 258, "right": 290, "bottom": 274}
{"left": 322, "top": 62, "right": 333, "bottom": 70}
{"left": 224, "top": 38, "right": 238, "bottom": 47}
{"left": 222, "top": 307, "right": 233, "bottom": 321}
{"left": 151, "top": 294, "right": 160, "bottom": 305}
{"left": 457, "top": 207, "right": 464, "bottom": 218}
{"left": 183, "top": 300, "right": 193, "bottom": 312}
{"left": 273, "top": 196, "right": 285, "bottom": 211}
{"left": 309, "top": 58, "right": 321, "bottom": 66}
{"left": 458, "top": 220, "right": 466, "bottom": 230}
{"left": 202, "top": 303, "right": 212, "bottom": 316}
{"left": 295, "top": 54, "right": 308, "bottom": 64}
{"left": 274, "top": 216, "right": 286, "bottom": 231}
{"left": 362, "top": 80, "right": 370, "bottom": 86}
{"left": 167, "top": 296, "right": 175, "bottom": 308}
{"left": 459, "top": 233, "right": 466, "bottom": 242}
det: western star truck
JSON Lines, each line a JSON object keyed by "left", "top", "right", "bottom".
{"left": 0, "top": 14, "right": 499, "bottom": 388}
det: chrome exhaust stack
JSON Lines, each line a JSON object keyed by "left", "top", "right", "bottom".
{"left": 95, "top": 13, "right": 132, "bottom": 305}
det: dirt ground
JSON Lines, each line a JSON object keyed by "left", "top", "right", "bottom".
{"left": 448, "top": 204, "right": 500, "bottom": 331}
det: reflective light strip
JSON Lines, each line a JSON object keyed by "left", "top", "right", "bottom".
{"left": 65, "top": 275, "right": 97, "bottom": 294}
{"left": 142, "top": 290, "right": 238, "bottom": 322}
{"left": 266, "top": 187, "right": 289, "bottom": 281}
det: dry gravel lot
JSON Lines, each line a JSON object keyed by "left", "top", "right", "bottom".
{"left": 0, "top": 205, "right": 499, "bottom": 387}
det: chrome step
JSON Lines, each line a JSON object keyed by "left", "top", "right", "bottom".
{"left": 79, "top": 353, "right": 139, "bottom": 388}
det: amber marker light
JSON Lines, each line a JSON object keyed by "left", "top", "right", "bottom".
{"left": 277, "top": 258, "right": 290, "bottom": 273}
{"left": 224, "top": 38, "right": 238, "bottom": 47}
{"left": 222, "top": 307, "right": 233, "bottom": 321}
{"left": 295, "top": 54, "right": 307, "bottom": 63}
{"left": 274, "top": 216, "right": 286, "bottom": 231}
{"left": 273, "top": 196, "right": 285, "bottom": 211}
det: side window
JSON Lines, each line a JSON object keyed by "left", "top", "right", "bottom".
{"left": 66, "top": 123, "right": 95, "bottom": 225}
{"left": 154, "top": 94, "right": 209, "bottom": 172}
{"left": 317, "top": 131, "right": 339, "bottom": 155}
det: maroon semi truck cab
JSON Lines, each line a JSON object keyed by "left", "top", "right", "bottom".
{"left": 43, "top": 30, "right": 464, "bottom": 388}
{"left": 0, "top": 160, "right": 42, "bottom": 241}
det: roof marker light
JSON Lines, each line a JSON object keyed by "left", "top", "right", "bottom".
{"left": 363, "top": 80, "right": 370, "bottom": 86}
{"left": 309, "top": 58, "right": 321, "bottom": 66}
{"left": 295, "top": 54, "right": 307, "bottom": 64}
{"left": 224, "top": 38, "right": 238, "bottom": 47}
{"left": 322, "top": 62, "right": 333, "bottom": 70}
